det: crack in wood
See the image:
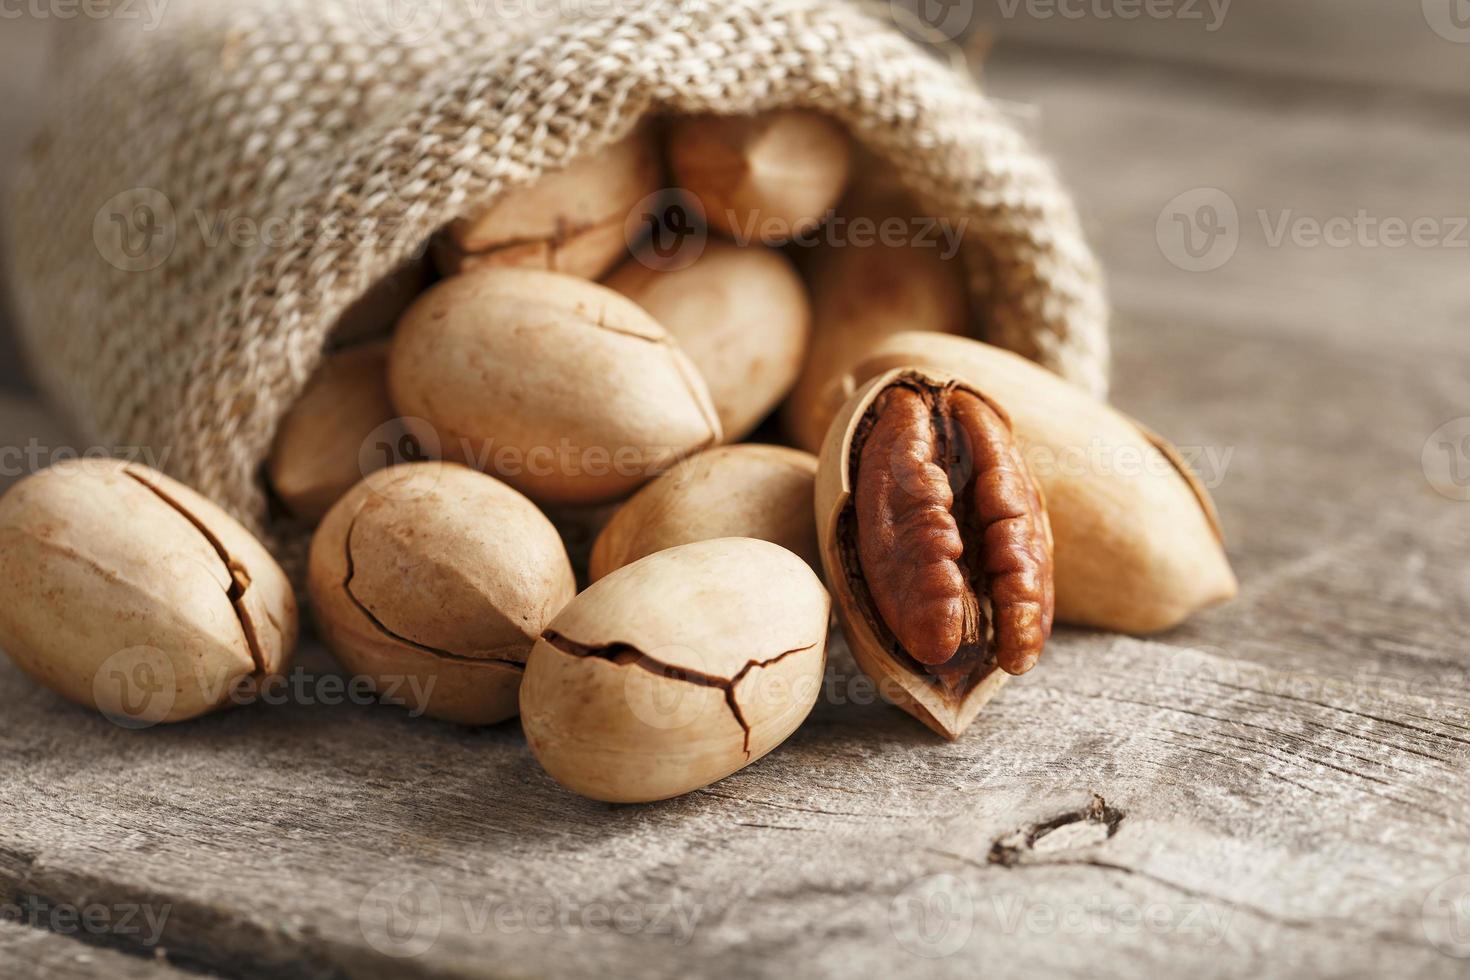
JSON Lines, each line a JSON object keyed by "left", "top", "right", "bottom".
{"left": 987, "top": 794, "right": 1124, "bottom": 868}
{"left": 697, "top": 789, "right": 909, "bottom": 820}
{"left": 0, "top": 848, "right": 230, "bottom": 978}
{"left": 1210, "top": 679, "right": 1470, "bottom": 752}
{"left": 989, "top": 856, "right": 1440, "bottom": 950}
{"left": 1075, "top": 689, "right": 1445, "bottom": 793}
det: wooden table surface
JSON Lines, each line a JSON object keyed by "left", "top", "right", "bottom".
{"left": 2, "top": 9, "right": 1468, "bottom": 979}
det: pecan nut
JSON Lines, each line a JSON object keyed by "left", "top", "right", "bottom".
{"left": 815, "top": 368, "right": 1055, "bottom": 739}
{"left": 855, "top": 381, "right": 1053, "bottom": 686}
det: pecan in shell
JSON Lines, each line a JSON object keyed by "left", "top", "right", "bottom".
{"left": 851, "top": 379, "right": 1053, "bottom": 690}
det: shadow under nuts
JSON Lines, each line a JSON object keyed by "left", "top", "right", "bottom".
{"left": 308, "top": 462, "right": 575, "bottom": 726}
{"left": 521, "top": 537, "right": 830, "bottom": 803}
{"left": 0, "top": 459, "right": 298, "bottom": 725}
{"left": 589, "top": 444, "right": 820, "bottom": 582}
{"left": 434, "top": 130, "right": 661, "bottom": 280}
{"left": 388, "top": 268, "right": 722, "bottom": 506}
{"left": 816, "top": 369, "right": 1055, "bottom": 740}
{"left": 853, "top": 333, "right": 1237, "bottom": 634}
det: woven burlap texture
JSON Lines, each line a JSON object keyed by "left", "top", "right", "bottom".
{"left": 4, "top": 0, "right": 1108, "bottom": 564}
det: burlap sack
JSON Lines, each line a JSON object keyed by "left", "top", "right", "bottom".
{"left": 3, "top": 0, "right": 1108, "bottom": 568}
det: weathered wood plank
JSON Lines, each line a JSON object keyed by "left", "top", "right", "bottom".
{"left": 0, "top": 918, "right": 197, "bottom": 980}
{"left": 0, "top": 631, "right": 1466, "bottom": 979}
{"left": 1105, "top": 315, "right": 1470, "bottom": 683}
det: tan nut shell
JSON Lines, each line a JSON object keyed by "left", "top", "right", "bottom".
{"left": 815, "top": 370, "right": 1019, "bottom": 741}
{"left": 0, "top": 459, "right": 297, "bottom": 724}
{"left": 589, "top": 445, "right": 819, "bottom": 582}
{"left": 435, "top": 131, "right": 661, "bottom": 280}
{"left": 667, "top": 111, "right": 851, "bottom": 244}
{"left": 606, "top": 240, "right": 811, "bottom": 440}
{"left": 852, "top": 333, "right": 1238, "bottom": 633}
{"left": 268, "top": 341, "right": 402, "bottom": 523}
{"left": 388, "top": 268, "right": 722, "bottom": 506}
{"left": 521, "top": 537, "right": 830, "bottom": 803}
{"left": 782, "top": 185, "right": 969, "bottom": 453}
{"left": 308, "top": 462, "right": 575, "bottom": 726}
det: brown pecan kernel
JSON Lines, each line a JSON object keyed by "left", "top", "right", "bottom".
{"left": 852, "top": 380, "right": 1054, "bottom": 687}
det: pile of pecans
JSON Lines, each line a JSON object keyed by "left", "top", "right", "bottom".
{"left": 0, "top": 111, "right": 1235, "bottom": 803}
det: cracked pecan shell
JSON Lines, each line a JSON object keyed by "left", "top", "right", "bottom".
{"left": 0, "top": 459, "right": 297, "bottom": 725}
{"left": 816, "top": 369, "right": 1055, "bottom": 740}
{"left": 307, "top": 461, "right": 575, "bottom": 726}
{"left": 520, "top": 537, "right": 830, "bottom": 803}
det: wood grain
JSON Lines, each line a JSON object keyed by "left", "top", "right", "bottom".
{"left": 0, "top": 632, "right": 1465, "bottom": 978}
{"left": 0, "top": 920, "right": 198, "bottom": 980}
